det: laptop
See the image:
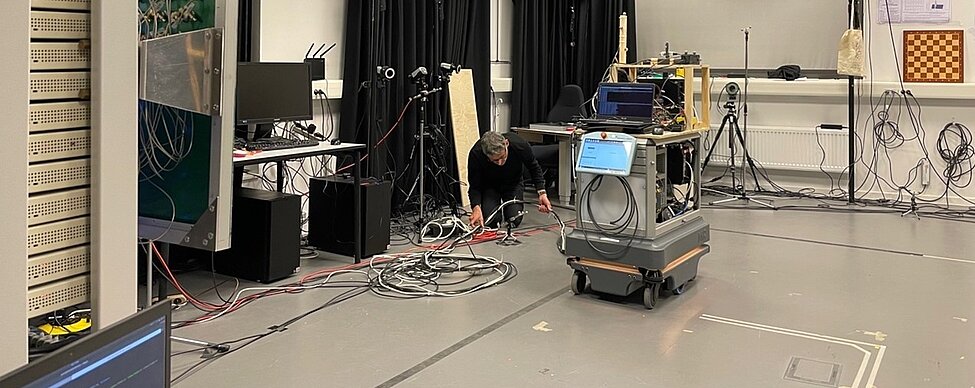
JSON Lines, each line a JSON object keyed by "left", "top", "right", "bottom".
{"left": 580, "top": 83, "right": 658, "bottom": 131}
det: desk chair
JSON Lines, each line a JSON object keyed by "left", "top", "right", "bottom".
{"left": 546, "top": 85, "right": 585, "bottom": 123}
{"left": 530, "top": 85, "right": 585, "bottom": 193}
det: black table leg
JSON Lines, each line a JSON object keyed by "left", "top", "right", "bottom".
{"left": 233, "top": 166, "right": 244, "bottom": 193}
{"left": 353, "top": 149, "right": 362, "bottom": 264}
{"left": 277, "top": 161, "right": 285, "bottom": 192}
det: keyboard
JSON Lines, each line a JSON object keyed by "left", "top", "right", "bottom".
{"left": 578, "top": 118, "right": 653, "bottom": 128}
{"left": 242, "top": 137, "right": 319, "bottom": 151}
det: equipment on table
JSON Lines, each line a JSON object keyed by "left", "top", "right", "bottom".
{"left": 241, "top": 136, "right": 319, "bottom": 151}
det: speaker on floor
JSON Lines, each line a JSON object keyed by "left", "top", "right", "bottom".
{"left": 172, "top": 188, "right": 301, "bottom": 283}
{"left": 308, "top": 176, "right": 391, "bottom": 257}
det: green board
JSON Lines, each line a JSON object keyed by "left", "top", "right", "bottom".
{"left": 137, "top": 0, "right": 218, "bottom": 226}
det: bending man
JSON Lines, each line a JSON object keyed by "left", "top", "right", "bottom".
{"left": 468, "top": 131, "right": 552, "bottom": 228}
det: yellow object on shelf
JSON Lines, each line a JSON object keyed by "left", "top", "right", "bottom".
{"left": 39, "top": 317, "right": 91, "bottom": 335}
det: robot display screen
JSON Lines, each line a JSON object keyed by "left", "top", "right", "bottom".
{"left": 576, "top": 137, "right": 636, "bottom": 176}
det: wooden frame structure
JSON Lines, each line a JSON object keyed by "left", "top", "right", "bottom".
{"left": 607, "top": 13, "right": 712, "bottom": 132}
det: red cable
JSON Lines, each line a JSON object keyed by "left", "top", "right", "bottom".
{"left": 335, "top": 99, "right": 416, "bottom": 174}
{"left": 150, "top": 242, "right": 224, "bottom": 311}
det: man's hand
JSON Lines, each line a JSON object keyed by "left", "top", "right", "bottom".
{"left": 538, "top": 193, "right": 553, "bottom": 213}
{"left": 469, "top": 206, "right": 485, "bottom": 228}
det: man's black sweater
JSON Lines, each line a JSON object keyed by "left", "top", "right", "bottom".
{"left": 467, "top": 133, "right": 545, "bottom": 207}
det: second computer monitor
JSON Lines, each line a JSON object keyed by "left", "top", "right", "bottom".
{"left": 236, "top": 62, "right": 313, "bottom": 125}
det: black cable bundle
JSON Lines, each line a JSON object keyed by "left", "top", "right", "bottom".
{"left": 579, "top": 175, "right": 640, "bottom": 257}
{"left": 937, "top": 122, "right": 975, "bottom": 188}
{"left": 873, "top": 90, "right": 907, "bottom": 148}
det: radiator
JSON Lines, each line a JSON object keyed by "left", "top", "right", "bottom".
{"left": 703, "top": 126, "right": 850, "bottom": 173}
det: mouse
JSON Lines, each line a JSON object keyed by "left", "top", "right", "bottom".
{"left": 330, "top": 138, "right": 342, "bottom": 145}
{"left": 649, "top": 125, "right": 665, "bottom": 136}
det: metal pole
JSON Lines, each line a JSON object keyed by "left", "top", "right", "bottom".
{"left": 366, "top": 0, "right": 379, "bottom": 177}
{"left": 742, "top": 27, "right": 750, "bottom": 191}
{"left": 419, "top": 95, "right": 426, "bottom": 226}
{"left": 848, "top": 77, "right": 855, "bottom": 202}
{"left": 848, "top": 0, "right": 857, "bottom": 203}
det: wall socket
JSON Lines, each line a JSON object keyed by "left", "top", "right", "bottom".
{"left": 921, "top": 159, "right": 931, "bottom": 187}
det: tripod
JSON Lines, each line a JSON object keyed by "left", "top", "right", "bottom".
{"left": 409, "top": 64, "right": 459, "bottom": 229}
{"left": 701, "top": 100, "right": 775, "bottom": 209}
{"left": 497, "top": 211, "right": 529, "bottom": 246}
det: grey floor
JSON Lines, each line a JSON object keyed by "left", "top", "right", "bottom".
{"left": 169, "top": 201, "right": 975, "bottom": 388}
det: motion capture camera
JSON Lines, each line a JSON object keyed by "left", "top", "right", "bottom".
{"left": 377, "top": 66, "right": 396, "bottom": 80}
{"left": 408, "top": 66, "right": 429, "bottom": 84}
{"left": 439, "top": 63, "right": 461, "bottom": 74}
{"left": 725, "top": 82, "right": 740, "bottom": 101}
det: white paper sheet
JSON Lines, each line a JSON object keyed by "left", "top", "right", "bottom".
{"left": 878, "top": 0, "right": 950, "bottom": 24}
{"left": 877, "top": 0, "right": 903, "bottom": 23}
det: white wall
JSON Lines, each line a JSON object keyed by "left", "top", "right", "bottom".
{"left": 490, "top": 0, "right": 513, "bottom": 133}
{"left": 259, "top": 0, "right": 346, "bottom": 79}
{"left": 634, "top": 0, "right": 849, "bottom": 70}
{"left": 736, "top": 0, "right": 975, "bottom": 203}
{"left": 259, "top": 0, "right": 344, "bottom": 135}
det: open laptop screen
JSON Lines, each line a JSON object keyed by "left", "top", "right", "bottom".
{"left": 596, "top": 83, "right": 657, "bottom": 120}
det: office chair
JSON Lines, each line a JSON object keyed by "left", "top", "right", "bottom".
{"left": 546, "top": 85, "right": 585, "bottom": 123}
{"left": 530, "top": 84, "right": 585, "bottom": 192}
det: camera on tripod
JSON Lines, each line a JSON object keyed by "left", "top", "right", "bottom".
{"left": 725, "top": 82, "right": 740, "bottom": 101}
{"left": 723, "top": 82, "right": 740, "bottom": 110}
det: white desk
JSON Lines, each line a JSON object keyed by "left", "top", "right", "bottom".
{"left": 233, "top": 142, "right": 365, "bottom": 164}
{"left": 512, "top": 125, "right": 579, "bottom": 205}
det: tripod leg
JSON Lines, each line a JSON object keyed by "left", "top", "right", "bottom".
{"left": 702, "top": 115, "right": 731, "bottom": 171}
{"left": 730, "top": 116, "right": 763, "bottom": 190}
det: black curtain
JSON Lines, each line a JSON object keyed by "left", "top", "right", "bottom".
{"left": 340, "top": 0, "right": 490, "bottom": 211}
{"left": 238, "top": 0, "right": 255, "bottom": 62}
{"left": 511, "top": 0, "right": 636, "bottom": 127}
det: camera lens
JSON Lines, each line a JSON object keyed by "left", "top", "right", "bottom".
{"left": 727, "top": 83, "right": 739, "bottom": 95}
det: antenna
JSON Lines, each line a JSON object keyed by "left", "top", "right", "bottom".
{"left": 319, "top": 43, "right": 337, "bottom": 58}
{"left": 311, "top": 43, "right": 326, "bottom": 58}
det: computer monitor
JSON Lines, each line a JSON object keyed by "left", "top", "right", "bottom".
{"left": 596, "top": 82, "right": 657, "bottom": 120}
{"left": 641, "top": 76, "right": 684, "bottom": 107}
{"left": 576, "top": 132, "right": 639, "bottom": 177}
{"left": 236, "top": 62, "right": 313, "bottom": 125}
{"left": 0, "top": 302, "right": 172, "bottom": 388}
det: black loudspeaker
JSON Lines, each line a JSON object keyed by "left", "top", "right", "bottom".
{"left": 308, "top": 176, "right": 391, "bottom": 257}
{"left": 171, "top": 188, "right": 301, "bottom": 283}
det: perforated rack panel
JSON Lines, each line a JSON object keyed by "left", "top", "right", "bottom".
{"left": 30, "top": 72, "right": 90, "bottom": 101}
{"left": 28, "top": 130, "right": 91, "bottom": 162}
{"left": 30, "top": 42, "right": 90, "bottom": 70}
{"left": 27, "top": 275, "right": 90, "bottom": 318}
{"left": 30, "top": 11, "right": 90, "bottom": 40}
{"left": 27, "top": 246, "right": 90, "bottom": 287}
{"left": 28, "top": 159, "right": 90, "bottom": 194}
{"left": 27, "top": 216, "right": 90, "bottom": 256}
{"left": 28, "top": 188, "right": 90, "bottom": 226}
{"left": 31, "top": 0, "right": 91, "bottom": 11}
{"left": 24, "top": 0, "right": 93, "bottom": 328}
{"left": 29, "top": 101, "right": 91, "bottom": 132}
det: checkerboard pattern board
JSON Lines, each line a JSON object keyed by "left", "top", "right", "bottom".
{"left": 903, "top": 30, "right": 964, "bottom": 83}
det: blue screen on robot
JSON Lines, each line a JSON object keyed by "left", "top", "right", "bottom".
{"left": 577, "top": 138, "right": 633, "bottom": 175}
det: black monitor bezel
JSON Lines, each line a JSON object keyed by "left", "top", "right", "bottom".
{"left": 235, "top": 62, "right": 314, "bottom": 125}
{"left": 0, "top": 302, "right": 172, "bottom": 388}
